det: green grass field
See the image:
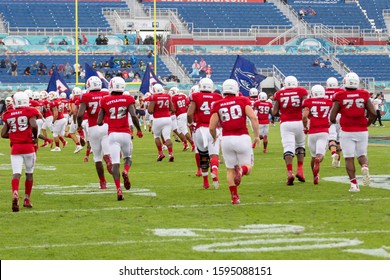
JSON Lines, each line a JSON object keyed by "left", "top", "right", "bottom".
{"left": 0, "top": 121, "right": 389, "bottom": 260}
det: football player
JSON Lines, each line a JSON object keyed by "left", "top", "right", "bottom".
{"left": 253, "top": 92, "right": 273, "bottom": 153}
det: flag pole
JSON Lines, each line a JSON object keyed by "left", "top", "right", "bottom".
{"left": 153, "top": 0, "right": 157, "bottom": 74}
{"left": 75, "top": 0, "right": 79, "bottom": 85}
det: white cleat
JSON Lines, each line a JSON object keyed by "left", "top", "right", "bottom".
{"left": 51, "top": 147, "right": 61, "bottom": 152}
{"left": 74, "top": 145, "right": 83, "bottom": 154}
{"left": 349, "top": 183, "right": 360, "bottom": 193}
{"left": 361, "top": 167, "right": 371, "bottom": 186}
{"left": 331, "top": 154, "right": 339, "bottom": 168}
{"left": 212, "top": 180, "right": 219, "bottom": 189}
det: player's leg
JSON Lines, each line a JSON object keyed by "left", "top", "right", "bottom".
{"left": 10, "top": 154, "right": 23, "bottom": 212}
{"left": 280, "top": 122, "right": 295, "bottom": 185}
{"left": 340, "top": 131, "right": 359, "bottom": 192}
{"left": 23, "top": 153, "right": 36, "bottom": 208}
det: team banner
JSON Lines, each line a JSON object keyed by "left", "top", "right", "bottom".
{"left": 139, "top": 64, "right": 165, "bottom": 94}
{"left": 84, "top": 63, "right": 109, "bottom": 89}
{"left": 230, "top": 55, "right": 265, "bottom": 96}
{"left": 46, "top": 70, "right": 71, "bottom": 97}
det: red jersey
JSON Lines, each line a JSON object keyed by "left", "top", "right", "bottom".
{"left": 100, "top": 94, "right": 135, "bottom": 134}
{"left": 333, "top": 89, "right": 370, "bottom": 132}
{"left": 61, "top": 98, "right": 69, "bottom": 114}
{"left": 172, "top": 94, "right": 189, "bottom": 116}
{"left": 2, "top": 107, "right": 40, "bottom": 155}
{"left": 274, "top": 87, "right": 307, "bottom": 123}
{"left": 29, "top": 100, "right": 44, "bottom": 115}
{"left": 50, "top": 99, "right": 64, "bottom": 120}
{"left": 325, "top": 87, "right": 343, "bottom": 100}
{"left": 42, "top": 99, "right": 52, "bottom": 118}
{"left": 249, "top": 97, "right": 258, "bottom": 109}
{"left": 81, "top": 91, "right": 109, "bottom": 127}
{"left": 190, "top": 91, "right": 222, "bottom": 128}
{"left": 253, "top": 100, "right": 272, "bottom": 125}
{"left": 150, "top": 93, "right": 171, "bottom": 118}
{"left": 302, "top": 98, "right": 333, "bottom": 134}
{"left": 211, "top": 96, "right": 250, "bottom": 136}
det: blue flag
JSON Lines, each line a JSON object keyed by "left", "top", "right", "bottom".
{"left": 84, "top": 63, "right": 109, "bottom": 89}
{"left": 230, "top": 55, "right": 265, "bottom": 96}
{"left": 139, "top": 64, "right": 165, "bottom": 94}
{"left": 47, "top": 70, "right": 71, "bottom": 97}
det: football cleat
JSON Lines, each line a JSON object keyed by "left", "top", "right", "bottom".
{"left": 313, "top": 175, "right": 319, "bottom": 185}
{"left": 195, "top": 169, "right": 202, "bottom": 177}
{"left": 117, "top": 188, "right": 124, "bottom": 201}
{"left": 48, "top": 138, "right": 54, "bottom": 148}
{"left": 23, "top": 198, "right": 33, "bottom": 208}
{"left": 263, "top": 148, "right": 267, "bottom": 153}
{"left": 51, "top": 147, "right": 61, "bottom": 152}
{"left": 40, "top": 141, "right": 48, "bottom": 147}
{"left": 99, "top": 180, "right": 107, "bottom": 190}
{"left": 157, "top": 154, "right": 165, "bottom": 161}
{"left": 349, "top": 183, "right": 360, "bottom": 193}
{"left": 169, "top": 155, "right": 174, "bottom": 162}
{"left": 83, "top": 156, "right": 89, "bottom": 163}
{"left": 122, "top": 171, "right": 131, "bottom": 190}
{"left": 313, "top": 157, "right": 320, "bottom": 177}
{"left": 162, "top": 145, "right": 168, "bottom": 151}
{"left": 234, "top": 165, "right": 242, "bottom": 186}
{"left": 74, "top": 145, "right": 83, "bottom": 154}
{"left": 12, "top": 191, "right": 19, "bottom": 212}
{"left": 231, "top": 195, "right": 240, "bottom": 205}
{"left": 361, "top": 167, "right": 371, "bottom": 186}
{"left": 103, "top": 155, "right": 113, "bottom": 175}
{"left": 62, "top": 141, "right": 68, "bottom": 148}
{"left": 331, "top": 153, "right": 339, "bottom": 168}
{"left": 203, "top": 183, "right": 210, "bottom": 190}
{"left": 182, "top": 143, "right": 189, "bottom": 151}
{"left": 296, "top": 171, "right": 306, "bottom": 182}
{"left": 287, "top": 171, "right": 295, "bottom": 186}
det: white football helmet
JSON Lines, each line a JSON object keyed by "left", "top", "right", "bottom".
{"left": 48, "top": 91, "right": 58, "bottom": 101}
{"left": 343, "top": 72, "right": 359, "bottom": 89}
{"left": 5, "top": 96, "right": 13, "bottom": 108}
{"left": 144, "top": 92, "right": 152, "bottom": 99}
{"left": 40, "top": 91, "right": 48, "bottom": 100}
{"left": 190, "top": 85, "right": 199, "bottom": 94}
{"left": 168, "top": 87, "right": 179, "bottom": 96}
{"left": 109, "top": 77, "right": 126, "bottom": 93}
{"left": 284, "top": 76, "right": 298, "bottom": 89}
{"left": 13, "top": 91, "right": 29, "bottom": 108}
{"left": 258, "top": 92, "right": 268, "bottom": 101}
{"left": 326, "top": 77, "right": 338, "bottom": 88}
{"left": 153, "top": 83, "right": 165, "bottom": 94}
{"left": 60, "top": 92, "right": 67, "bottom": 99}
{"left": 72, "top": 87, "right": 82, "bottom": 96}
{"left": 221, "top": 79, "right": 239, "bottom": 96}
{"left": 33, "top": 91, "right": 41, "bottom": 100}
{"left": 249, "top": 88, "right": 259, "bottom": 98}
{"left": 123, "top": 91, "right": 130, "bottom": 96}
{"left": 86, "top": 76, "right": 102, "bottom": 91}
{"left": 311, "top": 85, "right": 326, "bottom": 98}
{"left": 198, "top": 78, "right": 214, "bottom": 92}
{"left": 24, "top": 89, "right": 33, "bottom": 99}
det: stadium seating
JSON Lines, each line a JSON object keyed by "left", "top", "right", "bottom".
{"left": 142, "top": 2, "right": 292, "bottom": 30}
{"left": 337, "top": 54, "right": 390, "bottom": 81}
{"left": 0, "top": 1, "right": 128, "bottom": 30}
{"left": 290, "top": 3, "right": 372, "bottom": 29}
{"left": 0, "top": 54, "right": 171, "bottom": 84}
{"left": 177, "top": 54, "right": 342, "bottom": 84}
{"left": 358, "top": 0, "right": 390, "bottom": 30}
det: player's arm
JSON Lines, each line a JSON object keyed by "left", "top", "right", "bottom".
{"left": 129, "top": 104, "right": 142, "bottom": 138}
{"left": 52, "top": 106, "right": 58, "bottom": 123}
{"left": 329, "top": 101, "right": 340, "bottom": 124}
{"left": 1, "top": 121, "right": 9, "bottom": 138}
{"left": 147, "top": 101, "right": 155, "bottom": 115}
{"left": 302, "top": 107, "right": 310, "bottom": 133}
{"left": 187, "top": 101, "right": 196, "bottom": 124}
{"left": 30, "top": 116, "right": 38, "bottom": 142}
{"left": 77, "top": 102, "right": 86, "bottom": 128}
{"left": 97, "top": 107, "right": 105, "bottom": 126}
{"left": 209, "top": 112, "right": 219, "bottom": 143}
{"left": 365, "top": 98, "right": 377, "bottom": 126}
{"left": 169, "top": 100, "right": 175, "bottom": 114}
{"left": 246, "top": 105, "right": 260, "bottom": 146}
{"left": 272, "top": 100, "right": 280, "bottom": 117}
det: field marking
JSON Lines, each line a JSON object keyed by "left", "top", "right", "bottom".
{"left": 323, "top": 175, "right": 390, "bottom": 190}
{"left": 193, "top": 237, "right": 363, "bottom": 253}
{"left": 0, "top": 163, "right": 56, "bottom": 171}
{"left": 3, "top": 197, "right": 390, "bottom": 215}
{"left": 344, "top": 248, "right": 390, "bottom": 258}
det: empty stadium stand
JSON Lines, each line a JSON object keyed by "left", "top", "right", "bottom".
{"left": 176, "top": 54, "right": 342, "bottom": 84}
{"left": 358, "top": 0, "right": 390, "bottom": 30}
{"left": 337, "top": 54, "right": 390, "bottom": 81}
{"left": 142, "top": 2, "right": 292, "bottom": 30}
